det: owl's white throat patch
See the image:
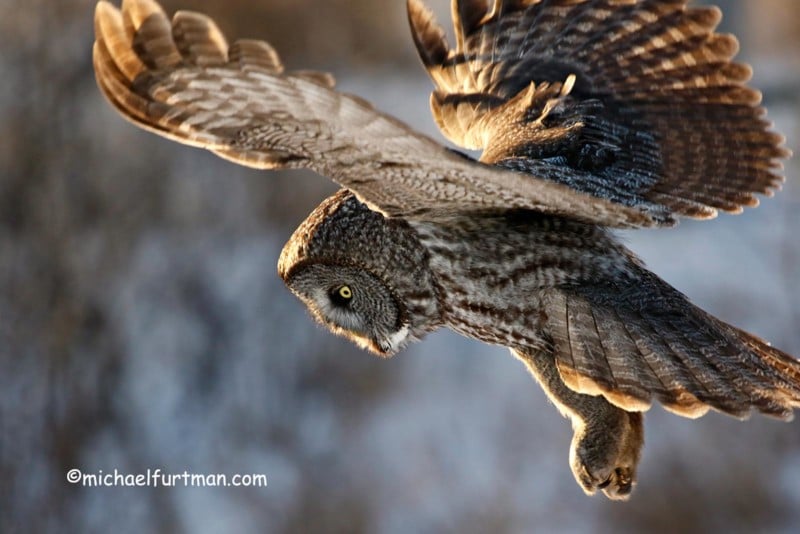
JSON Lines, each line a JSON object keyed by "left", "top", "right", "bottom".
{"left": 381, "top": 325, "right": 410, "bottom": 355}
{"left": 331, "top": 324, "right": 410, "bottom": 358}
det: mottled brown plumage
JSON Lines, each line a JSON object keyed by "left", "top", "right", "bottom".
{"left": 407, "top": 0, "right": 789, "bottom": 217}
{"left": 93, "top": 0, "right": 797, "bottom": 500}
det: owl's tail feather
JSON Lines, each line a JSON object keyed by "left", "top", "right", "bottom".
{"left": 543, "top": 269, "right": 800, "bottom": 421}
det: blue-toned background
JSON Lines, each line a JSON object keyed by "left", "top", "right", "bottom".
{"left": 1, "top": 1, "right": 798, "bottom": 532}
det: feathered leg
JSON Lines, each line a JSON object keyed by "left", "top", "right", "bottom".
{"left": 512, "top": 349, "right": 643, "bottom": 500}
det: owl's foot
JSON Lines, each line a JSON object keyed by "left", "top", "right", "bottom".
{"left": 511, "top": 349, "right": 646, "bottom": 500}
{"left": 570, "top": 410, "right": 643, "bottom": 501}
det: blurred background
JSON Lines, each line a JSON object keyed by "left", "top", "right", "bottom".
{"left": 1, "top": 0, "right": 799, "bottom": 532}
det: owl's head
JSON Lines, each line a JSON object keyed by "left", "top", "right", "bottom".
{"left": 278, "top": 191, "right": 441, "bottom": 356}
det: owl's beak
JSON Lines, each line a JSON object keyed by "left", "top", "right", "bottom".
{"left": 343, "top": 332, "right": 394, "bottom": 358}
{"left": 347, "top": 327, "right": 409, "bottom": 358}
{"left": 372, "top": 340, "right": 393, "bottom": 357}
{"left": 352, "top": 334, "right": 395, "bottom": 358}
{"left": 376, "top": 325, "right": 411, "bottom": 357}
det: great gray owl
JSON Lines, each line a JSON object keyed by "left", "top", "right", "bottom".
{"left": 93, "top": 0, "right": 798, "bottom": 499}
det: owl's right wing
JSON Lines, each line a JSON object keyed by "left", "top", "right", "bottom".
{"left": 93, "top": 0, "right": 661, "bottom": 228}
{"left": 541, "top": 267, "right": 800, "bottom": 421}
{"left": 409, "top": 0, "right": 790, "bottom": 221}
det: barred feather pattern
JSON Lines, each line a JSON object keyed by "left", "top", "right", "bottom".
{"left": 93, "top": 0, "right": 800, "bottom": 498}
{"left": 411, "top": 211, "right": 636, "bottom": 346}
{"left": 408, "top": 0, "right": 791, "bottom": 219}
{"left": 541, "top": 269, "right": 800, "bottom": 419}
{"left": 412, "top": 210, "right": 800, "bottom": 420}
{"left": 93, "top": 0, "right": 659, "bottom": 228}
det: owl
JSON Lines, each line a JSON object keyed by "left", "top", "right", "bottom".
{"left": 93, "top": 0, "right": 798, "bottom": 499}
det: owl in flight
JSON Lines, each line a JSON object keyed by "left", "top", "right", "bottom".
{"left": 94, "top": 0, "right": 798, "bottom": 499}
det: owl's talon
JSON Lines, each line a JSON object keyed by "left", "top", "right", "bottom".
{"left": 573, "top": 454, "right": 636, "bottom": 501}
{"left": 602, "top": 467, "right": 635, "bottom": 500}
{"left": 570, "top": 411, "right": 643, "bottom": 501}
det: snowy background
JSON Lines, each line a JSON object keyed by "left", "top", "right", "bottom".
{"left": 1, "top": 0, "right": 799, "bottom": 532}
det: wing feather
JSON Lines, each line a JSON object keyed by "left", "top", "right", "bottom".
{"left": 592, "top": 306, "right": 658, "bottom": 410}
{"left": 408, "top": 0, "right": 790, "bottom": 223}
{"left": 611, "top": 306, "right": 714, "bottom": 418}
{"left": 543, "top": 269, "right": 800, "bottom": 420}
{"left": 565, "top": 293, "right": 616, "bottom": 396}
{"left": 171, "top": 10, "right": 229, "bottom": 65}
{"left": 94, "top": 0, "right": 663, "bottom": 228}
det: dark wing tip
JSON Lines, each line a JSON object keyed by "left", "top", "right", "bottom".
{"left": 452, "top": 0, "right": 489, "bottom": 50}
{"left": 686, "top": 4, "right": 723, "bottom": 31}
{"left": 407, "top": 0, "right": 450, "bottom": 68}
{"left": 171, "top": 9, "right": 229, "bottom": 65}
{"left": 410, "top": 0, "right": 792, "bottom": 224}
{"left": 93, "top": 0, "right": 316, "bottom": 152}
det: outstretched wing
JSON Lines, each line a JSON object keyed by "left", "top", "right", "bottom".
{"left": 92, "top": 0, "right": 662, "bottom": 228}
{"left": 409, "top": 0, "right": 790, "bottom": 220}
{"left": 541, "top": 267, "right": 800, "bottom": 420}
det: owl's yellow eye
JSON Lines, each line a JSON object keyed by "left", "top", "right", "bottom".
{"left": 330, "top": 285, "right": 353, "bottom": 307}
{"left": 338, "top": 286, "right": 353, "bottom": 299}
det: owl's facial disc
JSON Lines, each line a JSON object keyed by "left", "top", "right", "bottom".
{"left": 285, "top": 264, "right": 410, "bottom": 356}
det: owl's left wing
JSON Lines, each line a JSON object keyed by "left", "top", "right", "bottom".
{"left": 93, "top": 0, "right": 661, "bottom": 228}
{"left": 409, "top": 0, "right": 790, "bottom": 221}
